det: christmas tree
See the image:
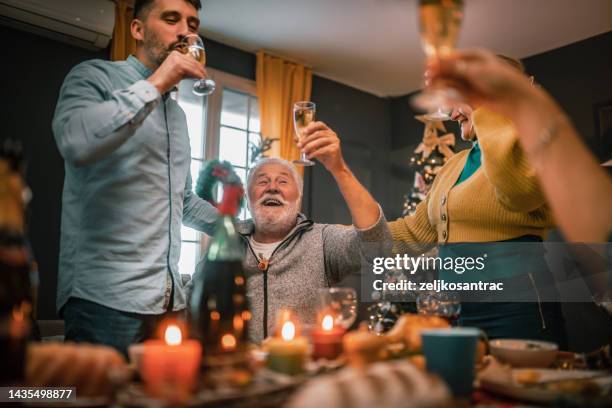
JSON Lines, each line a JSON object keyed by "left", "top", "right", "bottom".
{"left": 402, "top": 115, "right": 456, "bottom": 216}
{"left": 369, "top": 116, "right": 457, "bottom": 334}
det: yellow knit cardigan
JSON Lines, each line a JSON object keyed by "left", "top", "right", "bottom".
{"left": 388, "top": 108, "right": 553, "bottom": 254}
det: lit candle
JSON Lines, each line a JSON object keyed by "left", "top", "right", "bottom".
{"left": 141, "top": 324, "right": 202, "bottom": 403}
{"left": 312, "top": 314, "right": 345, "bottom": 360}
{"left": 265, "top": 320, "right": 308, "bottom": 375}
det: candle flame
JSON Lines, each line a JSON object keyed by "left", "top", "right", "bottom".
{"left": 322, "top": 314, "right": 334, "bottom": 331}
{"left": 165, "top": 325, "right": 182, "bottom": 346}
{"left": 233, "top": 314, "right": 244, "bottom": 331}
{"left": 281, "top": 320, "right": 296, "bottom": 341}
{"left": 221, "top": 333, "right": 237, "bottom": 351}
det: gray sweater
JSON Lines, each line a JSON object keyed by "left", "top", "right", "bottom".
{"left": 190, "top": 211, "right": 391, "bottom": 344}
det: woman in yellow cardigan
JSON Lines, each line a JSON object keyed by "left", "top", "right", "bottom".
{"left": 298, "top": 57, "right": 566, "bottom": 345}
{"left": 388, "top": 58, "right": 567, "bottom": 345}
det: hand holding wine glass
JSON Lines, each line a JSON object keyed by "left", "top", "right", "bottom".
{"left": 147, "top": 49, "right": 205, "bottom": 95}
{"left": 298, "top": 121, "right": 345, "bottom": 173}
{"left": 425, "top": 49, "right": 562, "bottom": 129}
{"left": 177, "top": 34, "right": 217, "bottom": 96}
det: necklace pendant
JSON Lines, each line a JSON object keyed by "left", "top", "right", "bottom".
{"left": 258, "top": 259, "right": 269, "bottom": 270}
{"left": 257, "top": 253, "right": 269, "bottom": 271}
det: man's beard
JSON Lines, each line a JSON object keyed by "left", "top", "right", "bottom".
{"left": 251, "top": 195, "right": 300, "bottom": 238}
{"left": 143, "top": 28, "right": 182, "bottom": 68}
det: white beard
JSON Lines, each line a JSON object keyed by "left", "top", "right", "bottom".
{"left": 251, "top": 199, "right": 300, "bottom": 237}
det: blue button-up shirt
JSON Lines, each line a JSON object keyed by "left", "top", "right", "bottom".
{"left": 53, "top": 55, "right": 218, "bottom": 315}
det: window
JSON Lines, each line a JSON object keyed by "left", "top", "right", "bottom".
{"left": 177, "top": 69, "right": 261, "bottom": 276}
{"left": 217, "top": 89, "right": 261, "bottom": 220}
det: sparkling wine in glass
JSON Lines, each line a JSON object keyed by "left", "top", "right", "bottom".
{"left": 318, "top": 287, "right": 358, "bottom": 330}
{"left": 412, "top": 0, "right": 465, "bottom": 121}
{"left": 182, "top": 34, "right": 216, "bottom": 96}
{"left": 293, "top": 101, "right": 316, "bottom": 166}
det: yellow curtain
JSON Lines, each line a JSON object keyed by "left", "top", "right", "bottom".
{"left": 110, "top": 0, "right": 136, "bottom": 61}
{"left": 256, "top": 51, "right": 312, "bottom": 168}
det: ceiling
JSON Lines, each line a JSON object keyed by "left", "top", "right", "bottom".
{"left": 198, "top": 0, "right": 612, "bottom": 97}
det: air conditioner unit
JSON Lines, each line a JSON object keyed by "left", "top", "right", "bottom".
{"left": 0, "top": 0, "right": 115, "bottom": 50}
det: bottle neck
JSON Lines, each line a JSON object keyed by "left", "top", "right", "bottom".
{"left": 207, "top": 212, "right": 243, "bottom": 262}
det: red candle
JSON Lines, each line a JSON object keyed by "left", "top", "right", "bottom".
{"left": 141, "top": 324, "right": 202, "bottom": 403}
{"left": 312, "top": 314, "right": 345, "bottom": 360}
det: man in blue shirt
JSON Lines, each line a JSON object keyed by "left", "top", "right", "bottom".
{"left": 52, "top": 0, "right": 217, "bottom": 353}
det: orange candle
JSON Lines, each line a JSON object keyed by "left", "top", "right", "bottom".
{"left": 141, "top": 324, "right": 202, "bottom": 403}
{"left": 312, "top": 314, "right": 345, "bottom": 360}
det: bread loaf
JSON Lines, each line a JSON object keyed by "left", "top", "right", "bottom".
{"left": 26, "top": 342, "right": 128, "bottom": 397}
{"left": 287, "top": 360, "right": 450, "bottom": 408}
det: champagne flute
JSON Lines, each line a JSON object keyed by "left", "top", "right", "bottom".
{"left": 412, "top": 0, "right": 465, "bottom": 121}
{"left": 181, "top": 34, "right": 216, "bottom": 96}
{"left": 293, "top": 101, "right": 316, "bottom": 166}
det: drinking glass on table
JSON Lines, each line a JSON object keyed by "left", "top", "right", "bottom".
{"left": 318, "top": 287, "right": 358, "bottom": 330}
{"left": 411, "top": 0, "right": 465, "bottom": 121}
{"left": 293, "top": 101, "right": 316, "bottom": 166}
{"left": 417, "top": 291, "right": 461, "bottom": 325}
{"left": 176, "top": 34, "right": 216, "bottom": 96}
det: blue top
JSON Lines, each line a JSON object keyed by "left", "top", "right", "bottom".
{"left": 53, "top": 55, "right": 219, "bottom": 315}
{"left": 455, "top": 140, "right": 481, "bottom": 186}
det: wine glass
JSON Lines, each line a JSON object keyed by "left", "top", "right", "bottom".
{"left": 293, "top": 101, "right": 316, "bottom": 166}
{"left": 318, "top": 287, "right": 358, "bottom": 329}
{"left": 412, "top": 0, "right": 465, "bottom": 121}
{"left": 181, "top": 34, "right": 216, "bottom": 96}
{"left": 417, "top": 291, "right": 461, "bottom": 326}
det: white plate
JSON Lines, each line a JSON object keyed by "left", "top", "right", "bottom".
{"left": 480, "top": 368, "right": 612, "bottom": 404}
{"left": 489, "top": 339, "right": 558, "bottom": 368}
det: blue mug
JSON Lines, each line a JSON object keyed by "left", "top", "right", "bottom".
{"left": 421, "top": 327, "right": 486, "bottom": 396}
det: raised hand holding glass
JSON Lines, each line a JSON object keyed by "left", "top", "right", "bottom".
{"left": 180, "top": 34, "right": 216, "bottom": 96}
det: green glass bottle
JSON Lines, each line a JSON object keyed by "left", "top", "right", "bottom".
{"left": 190, "top": 183, "right": 249, "bottom": 358}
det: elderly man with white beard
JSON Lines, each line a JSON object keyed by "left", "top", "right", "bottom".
{"left": 191, "top": 121, "right": 391, "bottom": 343}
